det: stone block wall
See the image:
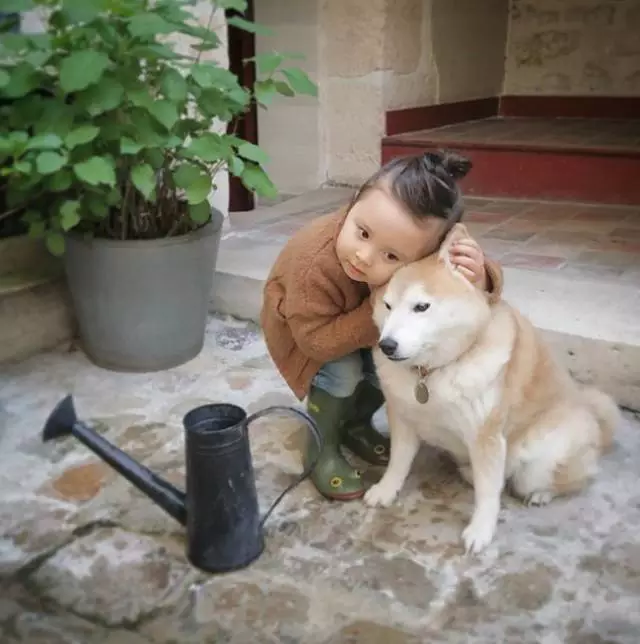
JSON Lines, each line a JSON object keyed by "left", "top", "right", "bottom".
{"left": 503, "top": 0, "right": 640, "bottom": 95}
{"left": 255, "top": 0, "right": 322, "bottom": 196}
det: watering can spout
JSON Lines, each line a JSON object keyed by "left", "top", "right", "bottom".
{"left": 42, "top": 395, "right": 187, "bottom": 526}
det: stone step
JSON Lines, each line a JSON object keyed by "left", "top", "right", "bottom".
{"left": 211, "top": 237, "right": 640, "bottom": 411}
{"left": 0, "top": 270, "right": 75, "bottom": 365}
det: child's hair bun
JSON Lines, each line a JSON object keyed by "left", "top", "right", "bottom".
{"left": 440, "top": 151, "right": 472, "bottom": 180}
{"left": 421, "top": 151, "right": 472, "bottom": 181}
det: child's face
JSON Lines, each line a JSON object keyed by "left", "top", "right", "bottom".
{"left": 336, "top": 185, "right": 445, "bottom": 287}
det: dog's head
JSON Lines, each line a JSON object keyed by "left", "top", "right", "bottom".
{"left": 372, "top": 223, "right": 492, "bottom": 368}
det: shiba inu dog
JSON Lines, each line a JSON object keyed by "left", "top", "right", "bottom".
{"left": 364, "top": 223, "right": 620, "bottom": 553}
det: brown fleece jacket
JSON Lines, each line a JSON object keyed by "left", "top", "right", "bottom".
{"left": 260, "top": 208, "right": 504, "bottom": 400}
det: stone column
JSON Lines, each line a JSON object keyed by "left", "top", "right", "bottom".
{"left": 318, "top": 0, "right": 424, "bottom": 186}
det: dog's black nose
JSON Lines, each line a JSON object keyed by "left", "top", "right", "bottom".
{"left": 378, "top": 338, "right": 398, "bottom": 357}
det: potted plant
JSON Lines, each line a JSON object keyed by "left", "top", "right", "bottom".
{"left": 0, "top": 0, "right": 317, "bottom": 371}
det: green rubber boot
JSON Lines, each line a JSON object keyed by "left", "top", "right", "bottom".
{"left": 342, "top": 380, "right": 390, "bottom": 466}
{"left": 304, "top": 387, "right": 366, "bottom": 501}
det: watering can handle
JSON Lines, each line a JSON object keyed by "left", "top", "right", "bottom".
{"left": 245, "top": 405, "right": 323, "bottom": 529}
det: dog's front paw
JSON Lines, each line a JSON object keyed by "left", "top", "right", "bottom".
{"left": 462, "top": 515, "right": 497, "bottom": 554}
{"left": 363, "top": 481, "right": 400, "bottom": 508}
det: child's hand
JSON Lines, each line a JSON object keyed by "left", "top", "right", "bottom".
{"left": 450, "top": 237, "right": 487, "bottom": 290}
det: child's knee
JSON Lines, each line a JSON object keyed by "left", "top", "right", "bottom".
{"left": 313, "top": 352, "right": 364, "bottom": 397}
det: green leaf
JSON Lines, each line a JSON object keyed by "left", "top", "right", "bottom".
{"left": 85, "top": 193, "right": 109, "bottom": 218}
{"left": 185, "top": 173, "right": 212, "bottom": 205}
{"left": 59, "top": 200, "right": 81, "bottom": 231}
{"left": 74, "top": 156, "right": 116, "bottom": 186}
{"left": 36, "top": 151, "right": 68, "bottom": 175}
{"left": 127, "top": 13, "right": 175, "bottom": 37}
{"left": 1, "top": 63, "right": 41, "bottom": 98}
{"left": 184, "top": 133, "right": 229, "bottom": 162}
{"left": 227, "top": 15, "right": 272, "bottom": 35}
{"left": 253, "top": 52, "right": 285, "bottom": 76}
{"left": 275, "top": 80, "right": 295, "bottom": 97}
{"left": 160, "top": 68, "right": 187, "bottom": 102}
{"left": 144, "top": 148, "right": 165, "bottom": 170}
{"left": 35, "top": 101, "right": 75, "bottom": 137}
{"left": 188, "top": 201, "right": 211, "bottom": 224}
{"left": 228, "top": 156, "right": 244, "bottom": 177}
{"left": 281, "top": 67, "right": 318, "bottom": 96}
{"left": 127, "top": 88, "right": 154, "bottom": 109}
{"left": 61, "top": 0, "right": 106, "bottom": 22}
{"left": 191, "top": 64, "right": 240, "bottom": 90}
{"left": 237, "top": 141, "right": 269, "bottom": 166}
{"left": 254, "top": 80, "right": 278, "bottom": 106}
{"left": 1, "top": 0, "right": 34, "bottom": 10}
{"left": 26, "top": 134, "right": 63, "bottom": 151}
{"left": 148, "top": 100, "right": 179, "bottom": 130}
{"left": 27, "top": 219, "right": 46, "bottom": 239}
{"left": 46, "top": 232, "right": 65, "bottom": 256}
{"left": 60, "top": 51, "right": 111, "bottom": 93}
{"left": 48, "top": 170, "right": 73, "bottom": 192}
{"left": 0, "top": 70, "right": 11, "bottom": 88}
{"left": 241, "top": 163, "right": 277, "bottom": 198}
{"left": 120, "top": 137, "right": 144, "bottom": 155}
{"left": 13, "top": 160, "right": 31, "bottom": 174}
{"left": 65, "top": 126, "right": 100, "bottom": 149}
{"left": 25, "top": 50, "right": 51, "bottom": 68}
{"left": 78, "top": 80, "right": 124, "bottom": 115}
{"left": 129, "top": 43, "right": 180, "bottom": 61}
{"left": 173, "top": 162, "right": 202, "bottom": 189}
{"left": 131, "top": 163, "right": 156, "bottom": 200}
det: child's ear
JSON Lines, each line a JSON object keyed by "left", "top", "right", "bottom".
{"left": 438, "top": 223, "right": 471, "bottom": 264}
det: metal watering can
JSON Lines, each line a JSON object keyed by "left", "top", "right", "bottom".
{"left": 42, "top": 395, "right": 323, "bottom": 574}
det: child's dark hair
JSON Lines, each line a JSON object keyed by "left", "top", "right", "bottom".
{"left": 351, "top": 150, "right": 472, "bottom": 229}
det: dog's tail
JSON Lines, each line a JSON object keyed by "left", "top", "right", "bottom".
{"left": 581, "top": 386, "right": 621, "bottom": 453}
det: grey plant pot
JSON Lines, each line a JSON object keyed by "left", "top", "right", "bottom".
{"left": 64, "top": 209, "right": 224, "bottom": 372}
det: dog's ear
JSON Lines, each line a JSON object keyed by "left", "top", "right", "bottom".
{"left": 438, "top": 223, "right": 471, "bottom": 264}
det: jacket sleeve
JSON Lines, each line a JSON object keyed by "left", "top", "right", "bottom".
{"left": 484, "top": 257, "right": 503, "bottom": 304}
{"left": 285, "top": 269, "right": 380, "bottom": 364}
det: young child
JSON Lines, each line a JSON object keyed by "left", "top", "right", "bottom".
{"left": 260, "top": 152, "right": 503, "bottom": 501}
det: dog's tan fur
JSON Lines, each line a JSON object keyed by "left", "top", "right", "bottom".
{"left": 364, "top": 224, "right": 620, "bottom": 553}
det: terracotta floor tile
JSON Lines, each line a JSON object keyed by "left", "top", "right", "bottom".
{"left": 609, "top": 228, "right": 640, "bottom": 243}
{"left": 621, "top": 214, "right": 640, "bottom": 229}
{"left": 518, "top": 202, "right": 582, "bottom": 220}
{"left": 465, "top": 222, "right": 499, "bottom": 238}
{"left": 484, "top": 229, "right": 538, "bottom": 243}
{"left": 480, "top": 200, "right": 534, "bottom": 215}
{"left": 558, "top": 262, "right": 626, "bottom": 283}
{"left": 595, "top": 239, "right": 640, "bottom": 253}
{"left": 575, "top": 249, "right": 640, "bottom": 269}
{"left": 552, "top": 219, "right": 618, "bottom": 234}
{"left": 573, "top": 205, "right": 634, "bottom": 220}
{"left": 501, "top": 252, "right": 567, "bottom": 270}
{"left": 476, "top": 238, "right": 518, "bottom": 259}
{"left": 522, "top": 233, "right": 584, "bottom": 260}
{"left": 464, "top": 211, "right": 513, "bottom": 225}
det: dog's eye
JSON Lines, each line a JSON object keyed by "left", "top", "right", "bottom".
{"left": 413, "top": 303, "right": 430, "bottom": 313}
{"left": 384, "top": 301, "right": 391, "bottom": 310}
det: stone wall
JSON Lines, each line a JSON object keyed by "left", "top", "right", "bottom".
{"left": 317, "top": 0, "right": 510, "bottom": 185}
{"left": 255, "top": 0, "right": 322, "bottom": 196}
{"left": 503, "top": 0, "right": 640, "bottom": 96}
{"left": 385, "top": 0, "right": 509, "bottom": 111}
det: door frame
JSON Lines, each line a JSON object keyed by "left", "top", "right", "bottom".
{"left": 226, "top": 0, "right": 257, "bottom": 212}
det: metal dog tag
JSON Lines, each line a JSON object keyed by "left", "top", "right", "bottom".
{"left": 414, "top": 380, "right": 430, "bottom": 404}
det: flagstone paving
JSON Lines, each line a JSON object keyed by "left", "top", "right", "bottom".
{"left": 1, "top": 315, "right": 639, "bottom": 643}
